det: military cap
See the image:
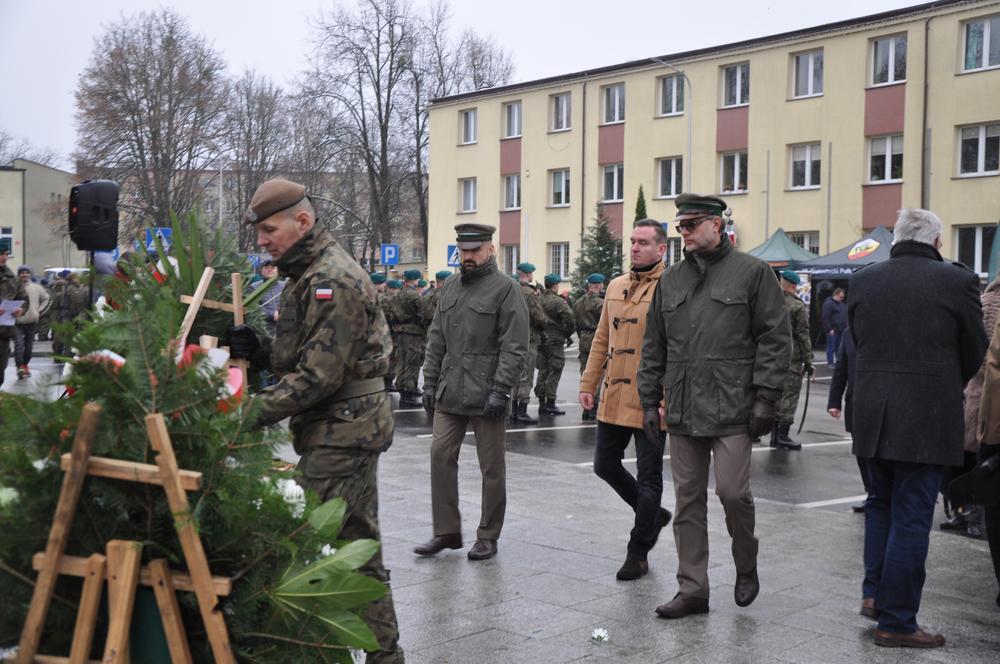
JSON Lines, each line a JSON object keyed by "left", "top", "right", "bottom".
{"left": 455, "top": 223, "right": 496, "bottom": 249}
{"left": 587, "top": 273, "right": 605, "bottom": 284}
{"left": 516, "top": 262, "right": 536, "bottom": 274}
{"left": 674, "top": 193, "right": 727, "bottom": 218}
{"left": 244, "top": 178, "right": 307, "bottom": 224}
{"left": 544, "top": 273, "right": 562, "bottom": 287}
{"left": 402, "top": 268, "right": 422, "bottom": 281}
{"left": 418, "top": 279, "right": 428, "bottom": 287}
{"left": 435, "top": 270, "right": 452, "bottom": 281}
{"left": 370, "top": 272, "right": 387, "bottom": 284}
{"left": 779, "top": 269, "right": 801, "bottom": 285}
{"left": 387, "top": 279, "right": 403, "bottom": 289}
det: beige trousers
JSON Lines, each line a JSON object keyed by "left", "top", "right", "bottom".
{"left": 430, "top": 410, "right": 507, "bottom": 541}
{"left": 668, "top": 433, "right": 758, "bottom": 600}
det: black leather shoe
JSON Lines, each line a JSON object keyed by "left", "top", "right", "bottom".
{"left": 852, "top": 503, "right": 866, "bottom": 513}
{"left": 650, "top": 507, "right": 672, "bottom": 549}
{"left": 734, "top": 568, "right": 759, "bottom": 607}
{"left": 413, "top": 533, "right": 462, "bottom": 556}
{"left": 467, "top": 539, "right": 497, "bottom": 560}
{"left": 616, "top": 556, "right": 649, "bottom": 581}
{"left": 860, "top": 597, "right": 879, "bottom": 621}
{"left": 398, "top": 392, "right": 422, "bottom": 408}
{"left": 655, "top": 593, "right": 709, "bottom": 619}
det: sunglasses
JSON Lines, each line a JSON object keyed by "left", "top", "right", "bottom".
{"left": 674, "top": 215, "right": 714, "bottom": 234}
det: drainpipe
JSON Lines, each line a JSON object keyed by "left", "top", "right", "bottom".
{"left": 764, "top": 150, "right": 771, "bottom": 238}
{"left": 826, "top": 142, "right": 833, "bottom": 253}
{"left": 580, "top": 80, "right": 588, "bottom": 245}
{"left": 921, "top": 16, "right": 932, "bottom": 210}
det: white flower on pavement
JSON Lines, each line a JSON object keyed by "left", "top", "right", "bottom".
{"left": 591, "top": 628, "right": 609, "bottom": 642}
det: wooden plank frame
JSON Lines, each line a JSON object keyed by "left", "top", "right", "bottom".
{"left": 102, "top": 540, "right": 142, "bottom": 663}
{"left": 59, "top": 454, "right": 202, "bottom": 492}
{"left": 149, "top": 559, "right": 194, "bottom": 664}
{"left": 67, "top": 554, "right": 105, "bottom": 664}
{"left": 31, "top": 553, "right": 233, "bottom": 597}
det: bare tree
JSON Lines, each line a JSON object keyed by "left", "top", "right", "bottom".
{"left": 74, "top": 9, "right": 229, "bottom": 233}
{"left": 457, "top": 29, "right": 515, "bottom": 91}
{"left": 0, "top": 129, "right": 62, "bottom": 168}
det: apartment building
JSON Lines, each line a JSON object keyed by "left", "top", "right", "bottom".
{"left": 427, "top": 0, "right": 1000, "bottom": 278}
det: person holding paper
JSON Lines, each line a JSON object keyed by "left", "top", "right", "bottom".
{"left": 0, "top": 249, "right": 27, "bottom": 387}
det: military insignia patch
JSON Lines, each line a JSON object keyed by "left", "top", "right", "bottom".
{"left": 315, "top": 288, "right": 333, "bottom": 300}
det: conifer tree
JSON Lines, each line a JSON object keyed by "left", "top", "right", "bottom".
{"left": 570, "top": 204, "right": 623, "bottom": 296}
{"left": 634, "top": 184, "right": 648, "bottom": 221}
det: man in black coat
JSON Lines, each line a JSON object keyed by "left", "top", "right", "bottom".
{"left": 826, "top": 329, "right": 869, "bottom": 513}
{"left": 848, "top": 208, "right": 988, "bottom": 648}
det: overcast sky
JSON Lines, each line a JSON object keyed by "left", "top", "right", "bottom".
{"left": 0, "top": 0, "right": 920, "bottom": 170}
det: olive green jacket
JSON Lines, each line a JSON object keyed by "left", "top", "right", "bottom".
{"left": 0, "top": 266, "right": 28, "bottom": 338}
{"left": 423, "top": 258, "right": 529, "bottom": 416}
{"left": 784, "top": 290, "right": 812, "bottom": 368}
{"left": 520, "top": 282, "right": 552, "bottom": 343}
{"left": 638, "top": 237, "right": 791, "bottom": 437}
{"left": 539, "top": 289, "right": 575, "bottom": 344}
{"left": 573, "top": 291, "right": 604, "bottom": 353}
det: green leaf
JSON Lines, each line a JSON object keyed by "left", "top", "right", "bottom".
{"left": 313, "top": 609, "right": 380, "bottom": 651}
{"left": 275, "top": 570, "right": 386, "bottom": 609}
{"left": 308, "top": 497, "right": 347, "bottom": 540}
{"left": 276, "top": 539, "right": 381, "bottom": 591}
{"left": 243, "top": 275, "right": 279, "bottom": 309}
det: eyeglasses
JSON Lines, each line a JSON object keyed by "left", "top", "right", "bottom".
{"left": 674, "top": 215, "right": 713, "bottom": 234}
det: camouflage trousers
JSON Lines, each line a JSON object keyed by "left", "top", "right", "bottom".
{"left": 534, "top": 341, "right": 566, "bottom": 400}
{"left": 386, "top": 332, "right": 399, "bottom": 386}
{"left": 298, "top": 450, "right": 403, "bottom": 664}
{"left": 396, "top": 332, "right": 426, "bottom": 394}
{"left": 777, "top": 364, "right": 805, "bottom": 423}
{"left": 578, "top": 332, "right": 596, "bottom": 376}
{"left": 513, "top": 338, "right": 538, "bottom": 401}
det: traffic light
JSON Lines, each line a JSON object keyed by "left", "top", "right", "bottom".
{"left": 69, "top": 179, "right": 119, "bottom": 251}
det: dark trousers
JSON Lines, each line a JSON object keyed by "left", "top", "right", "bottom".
{"left": 826, "top": 331, "right": 841, "bottom": 365}
{"left": 0, "top": 336, "right": 8, "bottom": 387}
{"left": 14, "top": 322, "right": 36, "bottom": 366}
{"left": 860, "top": 458, "right": 942, "bottom": 634}
{"left": 593, "top": 421, "right": 666, "bottom": 557}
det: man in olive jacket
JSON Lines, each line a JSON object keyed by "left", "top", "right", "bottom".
{"left": 638, "top": 194, "right": 790, "bottom": 619}
{"left": 416, "top": 224, "right": 529, "bottom": 561}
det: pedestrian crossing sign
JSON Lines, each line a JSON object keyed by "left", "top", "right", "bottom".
{"left": 447, "top": 244, "right": 460, "bottom": 267}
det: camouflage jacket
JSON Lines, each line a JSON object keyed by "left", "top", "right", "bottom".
{"left": 255, "top": 226, "right": 392, "bottom": 455}
{"left": 423, "top": 257, "right": 529, "bottom": 416}
{"left": 388, "top": 287, "right": 428, "bottom": 336}
{"left": 572, "top": 292, "right": 604, "bottom": 351}
{"left": 0, "top": 265, "right": 27, "bottom": 337}
{"left": 539, "top": 289, "right": 575, "bottom": 344}
{"left": 784, "top": 290, "right": 812, "bottom": 367}
{"left": 520, "top": 281, "right": 552, "bottom": 343}
{"left": 51, "top": 280, "right": 86, "bottom": 320}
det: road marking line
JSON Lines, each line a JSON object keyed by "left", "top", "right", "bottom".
{"left": 797, "top": 494, "right": 868, "bottom": 508}
{"left": 393, "top": 408, "right": 425, "bottom": 413}
{"left": 573, "top": 438, "right": 852, "bottom": 467}
{"left": 416, "top": 423, "right": 597, "bottom": 439}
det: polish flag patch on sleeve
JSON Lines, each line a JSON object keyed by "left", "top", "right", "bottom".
{"left": 315, "top": 288, "right": 333, "bottom": 300}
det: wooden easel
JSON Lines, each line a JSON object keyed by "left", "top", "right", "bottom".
{"left": 15, "top": 409, "right": 237, "bottom": 663}
{"left": 178, "top": 268, "right": 249, "bottom": 388}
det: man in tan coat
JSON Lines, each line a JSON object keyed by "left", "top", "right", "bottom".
{"left": 580, "top": 219, "right": 672, "bottom": 580}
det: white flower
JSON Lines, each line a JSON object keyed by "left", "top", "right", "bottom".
{"left": 276, "top": 478, "right": 305, "bottom": 517}
{"left": 252, "top": 498, "right": 263, "bottom": 510}
{"left": 320, "top": 544, "right": 334, "bottom": 557}
{"left": 591, "top": 628, "right": 609, "bottom": 642}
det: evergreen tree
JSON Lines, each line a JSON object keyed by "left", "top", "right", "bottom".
{"left": 570, "top": 204, "right": 623, "bottom": 297}
{"left": 634, "top": 184, "right": 648, "bottom": 221}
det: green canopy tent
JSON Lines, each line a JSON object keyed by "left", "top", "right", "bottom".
{"left": 745, "top": 228, "right": 818, "bottom": 266}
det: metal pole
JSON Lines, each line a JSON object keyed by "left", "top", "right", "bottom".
{"left": 650, "top": 57, "right": 693, "bottom": 192}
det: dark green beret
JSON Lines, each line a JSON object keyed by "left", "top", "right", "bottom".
{"left": 403, "top": 269, "right": 422, "bottom": 281}
{"left": 674, "top": 193, "right": 727, "bottom": 218}
{"left": 387, "top": 279, "right": 403, "bottom": 289}
{"left": 516, "top": 262, "right": 536, "bottom": 274}
{"left": 244, "top": 178, "right": 307, "bottom": 224}
{"left": 418, "top": 279, "right": 428, "bottom": 287}
{"left": 779, "top": 269, "right": 801, "bottom": 285}
{"left": 544, "top": 273, "right": 562, "bottom": 287}
{"left": 370, "top": 273, "right": 386, "bottom": 284}
{"left": 435, "top": 270, "right": 452, "bottom": 281}
{"left": 587, "top": 273, "right": 606, "bottom": 284}
{"left": 455, "top": 223, "right": 496, "bottom": 249}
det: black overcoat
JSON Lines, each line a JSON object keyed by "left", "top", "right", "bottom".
{"left": 848, "top": 241, "right": 988, "bottom": 467}
{"left": 827, "top": 329, "right": 856, "bottom": 432}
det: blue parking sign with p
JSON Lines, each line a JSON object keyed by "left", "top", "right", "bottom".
{"left": 381, "top": 243, "right": 399, "bottom": 266}
{"left": 447, "top": 244, "right": 460, "bottom": 267}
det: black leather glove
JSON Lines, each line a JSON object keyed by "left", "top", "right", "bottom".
{"left": 805, "top": 364, "right": 815, "bottom": 377}
{"left": 642, "top": 407, "right": 661, "bottom": 444}
{"left": 981, "top": 443, "right": 1000, "bottom": 460}
{"left": 482, "top": 391, "right": 510, "bottom": 420}
{"left": 422, "top": 386, "right": 436, "bottom": 415}
{"left": 225, "top": 324, "right": 260, "bottom": 360}
{"left": 748, "top": 398, "right": 776, "bottom": 439}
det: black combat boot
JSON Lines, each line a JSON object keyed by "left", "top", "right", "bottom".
{"left": 768, "top": 422, "right": 780, "bottom": 448}
{"left": 539, "top": 398, "right": 565, "bottom": 415}
{"left": 511, "top": 400, "right": 538, "bottom": 425}
{"left": 398, "top": 391, "right": 422, "bottom": 408}
{"left": 773, "top": 422, "right": 802, "bottom": 450}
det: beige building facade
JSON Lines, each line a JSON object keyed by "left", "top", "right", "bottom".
{"left": 13, "top": 159, "right": 88, "bottom": 271}
{"left": 428, "top": 0, "right": 1000, "bottom": 279}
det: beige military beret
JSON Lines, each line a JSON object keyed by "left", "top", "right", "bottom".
{"left": 243, "top": 179, "right": 307, "bottom": 224}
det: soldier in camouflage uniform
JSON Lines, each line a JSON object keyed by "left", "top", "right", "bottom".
{"left": 772, "top": 269, "right": 813, "bottom": 450}
{"left": 573, "top": 273, "right": 605, "bottom": 420}
{"left": 383, "top": 279, "right": 403, "bottom": 392}
{"left": 0, "top": 250, "right": 27, "bottom": 386}
{"left": 50, "top": 271, "right": 87, "bottom": 360}
{"left": 424, "top": 270, "right": 452, "bottom": 323}
{"left": 391, "top": 269, "right": 430, "bottom": 407}
{"left": 227, "top": 179, "right": 403, "bottom": 663}
{"left": 511, "top": 263, "right": 552, "bottom": 424}
{"left": 534, "top": 274, "right": 576, "bottom": 415}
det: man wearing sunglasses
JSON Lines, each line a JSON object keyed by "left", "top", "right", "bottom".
{"left": 638, "top": 193, "right": 790, "bottom": 619}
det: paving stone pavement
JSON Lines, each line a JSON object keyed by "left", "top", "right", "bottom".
{"left": 371, "top": 434, "right": 1000, "bottom": 663}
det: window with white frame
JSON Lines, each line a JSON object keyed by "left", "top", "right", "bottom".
{"left": 602, "top": 83, "right": 625, "bottom": 123}
{"left": 0, "top": 227, "right": 12, "bottom": 257}
{"left": 459, "top": 109, "right": 477, "bottom": 144}
{"left": 872, "top": 34, "right": 907, "bottom": 85}
{"left": 657, "top": 157, "right": 683, "bottom": 197}
{"left": 459, "top": 178, "right": 477, "bottom": 212}
{"left": 723, "top": 63, "right": 750, "bottom": 107}
{"left": 788, "top": 231, "right": 821, "bottom": 255}
{"left": 963, "top": 15, "right": 1000, "bottom": 71}
{"left": 790, "top": 143, "right": 821, "bottom": 189}
{"left": 659, "top": 75, "right": 684, "bottom": 115}
{"left": 956, "top": 225, "right": 998, "bottom": 276}
{"left": 551, "top": 169, "right": 571, "bottom": 206}
{"left": 792, "top": 49, "right": 823, "bottom": 97}
{"left": 869, "top": 135, "right": 904, "bottom": 182}
{"left": 721, "top": 151, "right": 748, "bottom": 193}
{"left": 551, "top": 92, "right": 571, "bottom": 131}
{"left": 665, "top": 237, "right": 683, "bottom": 266}
{"left": 959, "top": 123, "right": 1000, "bottom": 175}
{"left": 503, "top": 100, "right": 522, "bottom": 138}
{"left": 502, "top": 245, "right": 520, "bottom": 275}
{"left": 602, "top": 163, "right": 624, "bottom": 202}
{"left": 549, "top": 242, "right": 570, "bottom": 278}
{"left": 503, "top": 174, "right": 521, "bottom": 210}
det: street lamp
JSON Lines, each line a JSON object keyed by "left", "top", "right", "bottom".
{"left": 649, "top": 57, "right": 693, "bottom": 193}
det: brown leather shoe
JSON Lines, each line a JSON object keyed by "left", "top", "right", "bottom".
{"left": 467, "top": 539, "right": 497, "bottom": 561}
{"left": 615, "top": 556, "right": 649, "bottom": 581}
{"left": 655, "top": 593, "right": 709, "bottom": 619}
{"left": 413, "top": 533, "right": 462, "bottom": 556}
{"left": 734, "top": 568, "right": 759, "bottom": 607}
{"left": 859, "top": 598, "right": 879, "bottom": 621}
{"left": 875, "top": 628, "right": 945, "bottom": 648}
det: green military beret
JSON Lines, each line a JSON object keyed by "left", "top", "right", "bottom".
{"left": 418, "top": 279, "right": 428, "bottom": 287}
{"left": 516, "top": 262, "right": 536, "bottom": 274}
{"left": 779, "top": 269, "right": 801, "bottom": 285}
{"left": 435, "top": 270, "right": 452, "bottom": 281}
{"left": 544, "top": 273, "right": 562, "bottom": 287}
{"left": 587, "top": 273, "right": 605, "bottom": 284}
{"left": 403, "top": 269, "right": 422, "bottom": 281}
{"left": 674, "top": 192, "right": 727, "bottom": 218}
{"left": 370, "top": 273, "right": 386, "bottom": 284}
{"left": 387, "top": 279, "right": 403, "bottom": 289}
{"left": 454, "top": 223, "right": 496, "bottom": 249}
{"left": 244, "top": 178, "right": 308, "bottom": 224}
